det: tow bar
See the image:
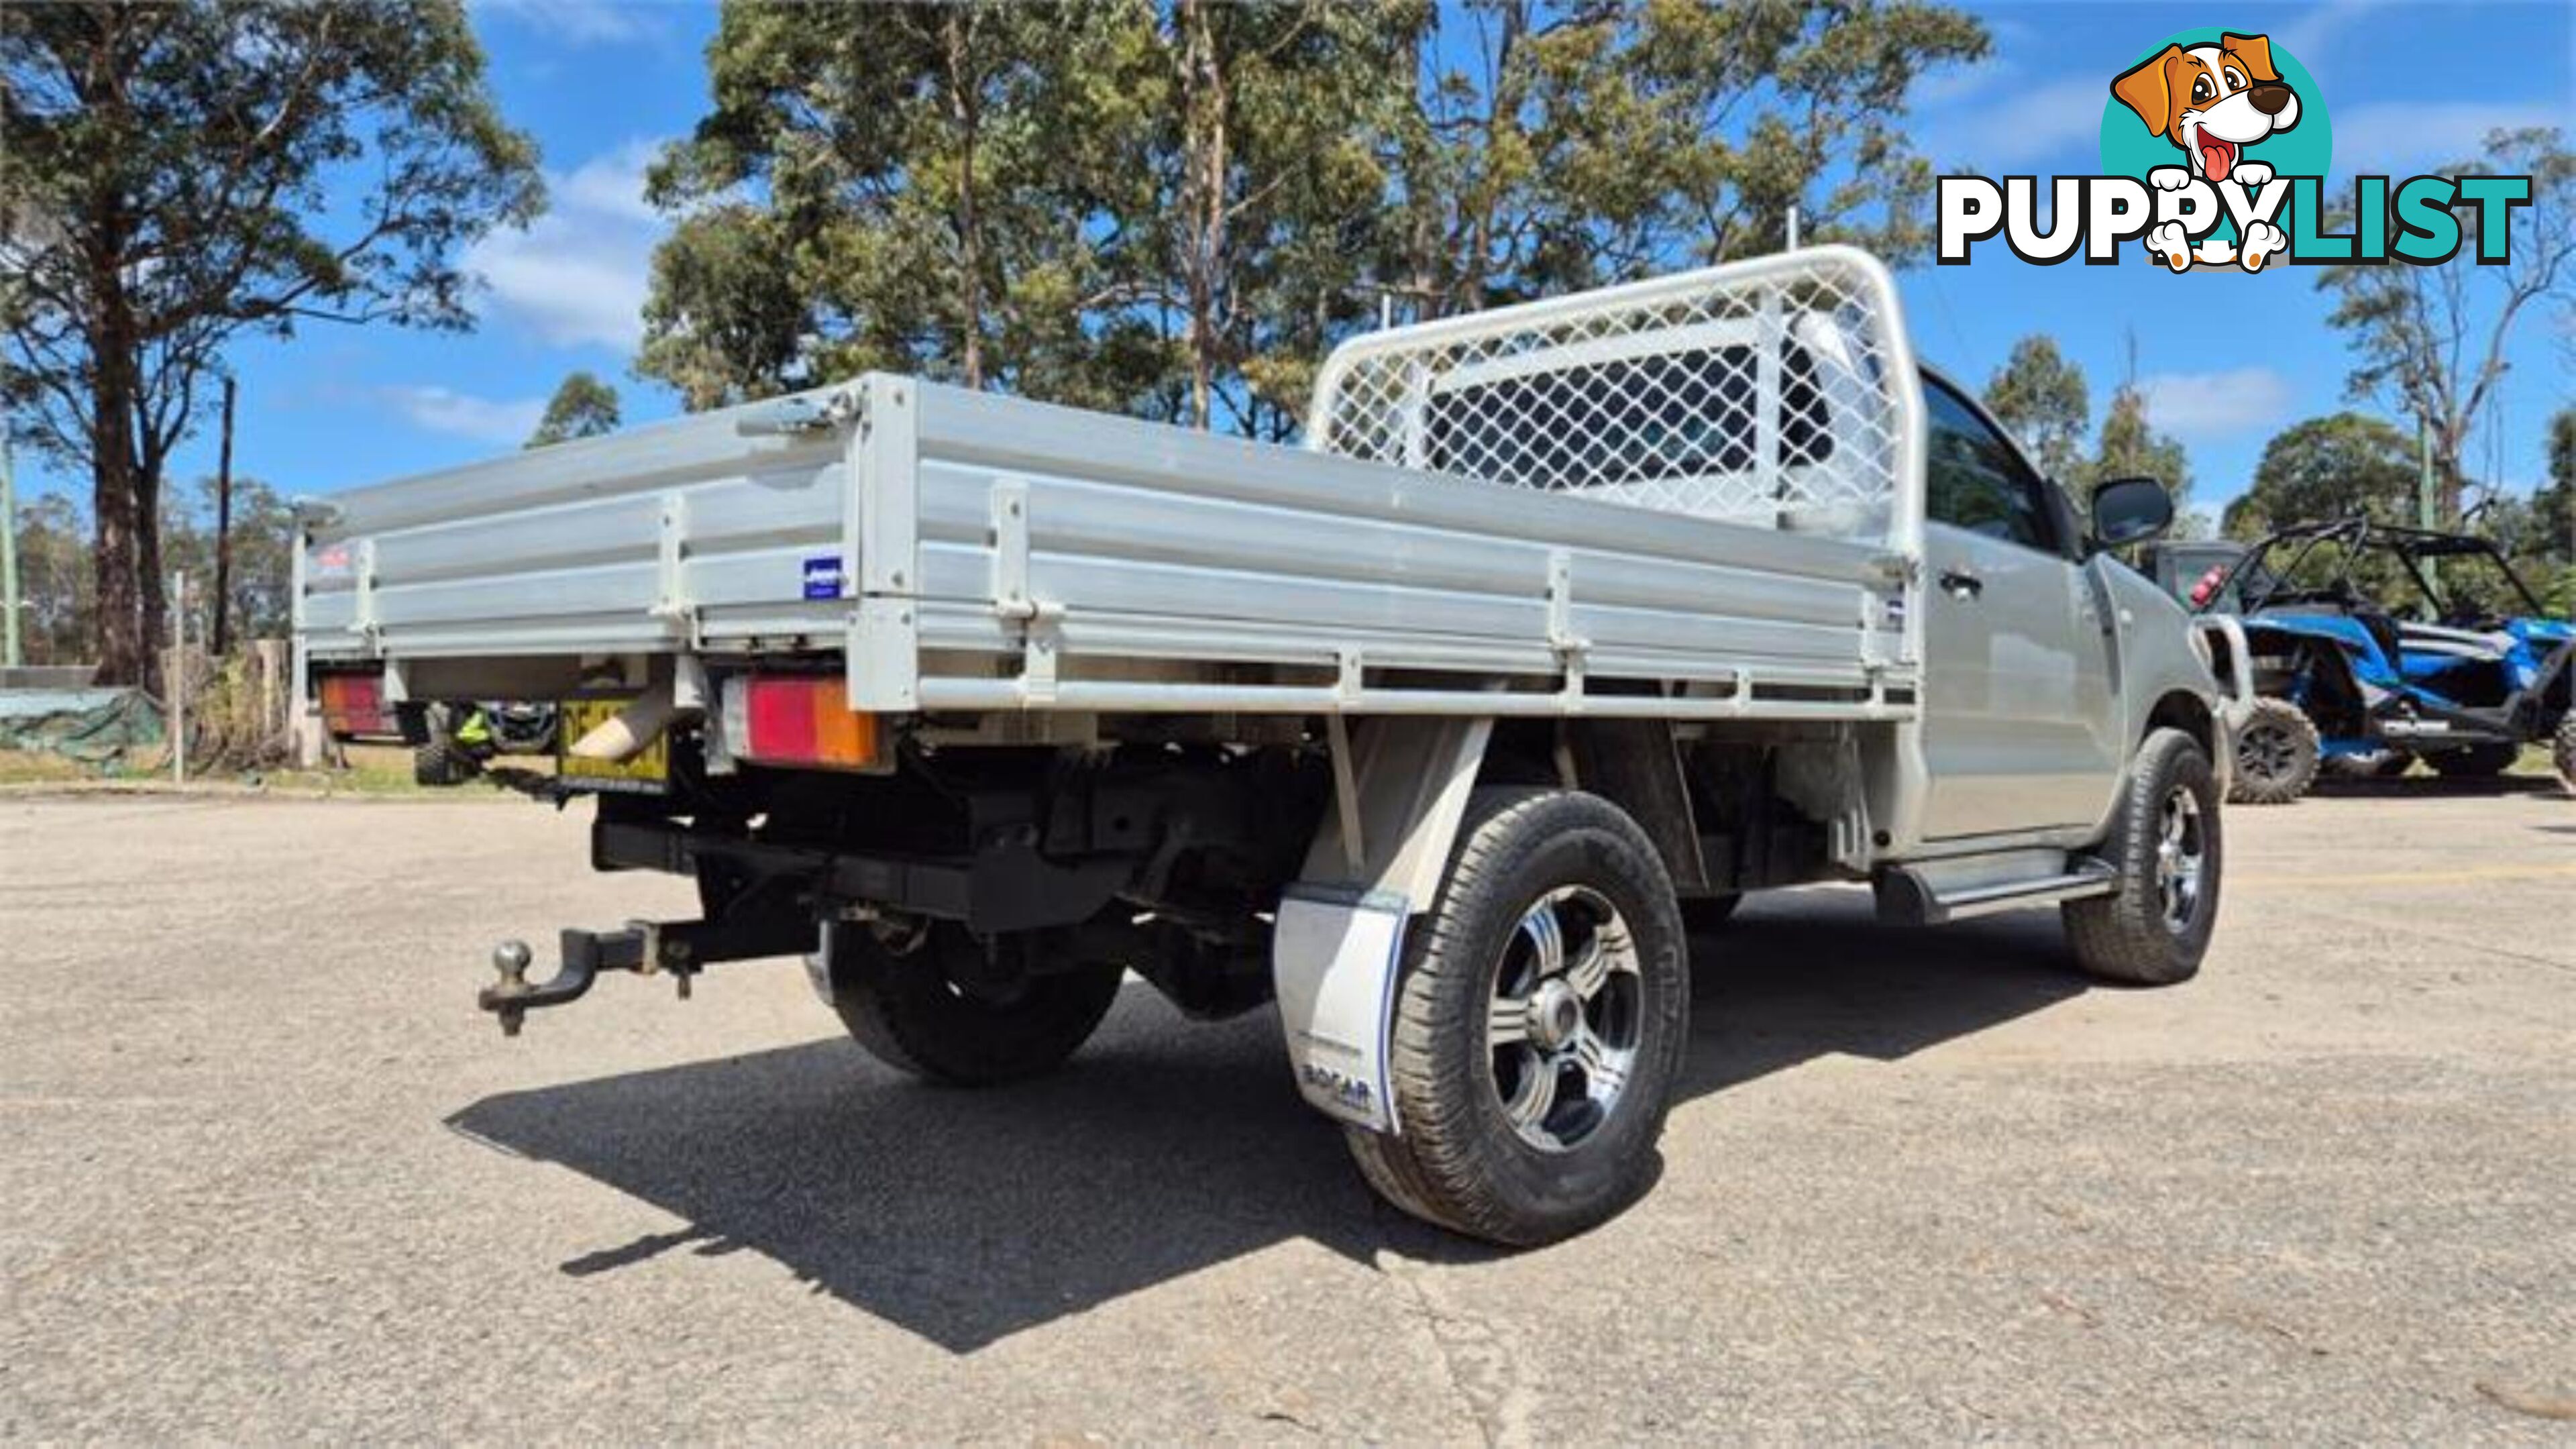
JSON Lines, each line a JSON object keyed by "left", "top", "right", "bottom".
{"left": 480, "top": 913, "right": 818, "bottom": 1036}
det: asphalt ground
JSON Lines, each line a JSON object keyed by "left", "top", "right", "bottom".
{"left": 2, "top": 780, "right": 2570, "bottom": 1441}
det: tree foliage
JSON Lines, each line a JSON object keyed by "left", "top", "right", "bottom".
{"left": 1982, "top": 335, "right": 2088, "bottom": 482}
{"left": 1383, "top": 0, "right": 1986, "bottom": 316}
{"left": 2504, "top": 407, "right": 2576, "bottom": 613}
{"left": 2222, "top": 412, "right": 2419, "bottom": 540}
{"left": 1, "top": 0, "right": 541, "bottom": 680}
{"left": 1980, "top": 331, "right": 2193, "bottom": 528}
{"left": 641, "top": 1, "right": 1163, "bottom": 413}
{"left": 527, "top": 371, "right": 622, "bottom": 447}
{"left": 160, "top": 475, "right": 294, "bottom": 645}
{"left": 2540, "top": 406, "right": 2575, "bottom": 566}
{"left": 638, "top": 0, "right": 1989, "bottom": 433}
{"left": 7, "top": 492, "right": 95, "bottom": 666}
{"left": 2316, "top": 127, "right": 2575, "bottom": 523}
{"left": 2087, "top": 382, "right": 2190, "bottom": 519}
{"left": 8, "top": 476, "right": 294, "bottom": 666}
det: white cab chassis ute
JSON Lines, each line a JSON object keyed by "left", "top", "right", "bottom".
{"left": 299, "top": 249, "right": 2243, "bottom": 1243}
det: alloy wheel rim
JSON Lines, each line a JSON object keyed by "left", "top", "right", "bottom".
{"left": 2244, "top": 722, "right": 2300, "bottom": 782}
{"left": 1486, "top": 885, "right": 1642, "bottom": 1152}
{"left": 2153, "top": 786, "right": 2207, "bottom": 933}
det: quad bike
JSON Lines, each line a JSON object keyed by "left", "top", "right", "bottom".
{"left": 410, "top": 701, "right": 560, "bottom": 786}
{"left": 2176, "top": 519, "right": 2573, "bottom": 804}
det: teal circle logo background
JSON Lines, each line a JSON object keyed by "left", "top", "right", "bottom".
{"left": 2097, "top": 28, "right": 2332, "bottom": 239}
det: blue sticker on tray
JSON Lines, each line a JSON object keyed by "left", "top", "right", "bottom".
{"left": 802, "top": 555, "right": 846, "bottom": 600}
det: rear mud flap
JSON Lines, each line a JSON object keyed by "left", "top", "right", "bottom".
{"left": 1271, "top": 886, "right": 1408, "bottom": 1135}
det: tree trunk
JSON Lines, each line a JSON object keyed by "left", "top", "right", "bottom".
{"left": 138, "top": 449, "right": 166, "bottom": 672}
{"left": 1177, "top": 0, "right": 1226, "bottom": 430}
{"left": 2435, "top": 420, "right": 2467, "bottom": 525}
{"left": 88, "top": 312, "right": 149, "bottom": 684}
{"left": 90, "top": 459, "right": 143, "bottom": 686}
{"left": 943, "top": 7, "right": 984, "bottom": 391}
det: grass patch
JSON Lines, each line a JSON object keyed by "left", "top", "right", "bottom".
{"left": 0, "top": 741, "right": 554, "bottom": 797}
{"left": 0, "top": 749, "right": 96, "bottom": 785}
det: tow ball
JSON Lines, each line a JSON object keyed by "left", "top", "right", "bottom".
{"left": 480, "top": 926, "right": 685, "bottom": 1037}
{"left": 478, "top": 913, "right": 820, "bottom": 1036}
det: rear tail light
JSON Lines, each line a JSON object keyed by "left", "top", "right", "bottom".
{"left": 720, "top": 676, "right": 883, "bottom": 771}
{"left": 316, "top": 672, "right": 390, "bottom": 734}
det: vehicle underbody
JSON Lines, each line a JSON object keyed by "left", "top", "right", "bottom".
{"left": 481, "top": 713, "right": 1854, "bottom": 1036}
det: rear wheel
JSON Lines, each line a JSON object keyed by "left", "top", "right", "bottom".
{"left": 819, "top": 921, "right": 1124, "bottom": 1086}
{"left": 411, "top": 703, "right": 486, "bottom": 786}
{"left": 2064, "top": 728, "right": 2222, "bottom": 987}
{"left": 2228, "top": 697, "right": 2318, "bottom": 805}
{"left": 2555, "top": 717, "right": 2576, "bottom": 794}
{"left": 411, "top": 739, "right": 468, "bottom": 786}
{"left": 1342, "top": 788, "right": 1688, "bottom": 1246}
{"left": 2426, "top": 742, "right": 2520, "bottom": 778}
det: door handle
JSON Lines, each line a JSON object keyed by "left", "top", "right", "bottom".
{"left": 1939, "top": 567, "right": 1984, "bottom": 598}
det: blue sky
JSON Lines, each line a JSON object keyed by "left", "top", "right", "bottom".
{"left": 21, "top": 0, "right": 2575, "bottom": 523}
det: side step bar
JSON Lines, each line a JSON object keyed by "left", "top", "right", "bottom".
{"left": 1872, "top": 861, "right": 2116, "bottom": 926}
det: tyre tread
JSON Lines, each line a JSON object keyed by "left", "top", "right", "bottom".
{"left": 828, "top": 930, "right": 1124, "bottom": 1087}
{"left": 2064, "top": 728, "right": 2222, "bottom": 987}
{"left": 1354, "top": 787, "right": 1686, "bottom": 1245}
{"left": 2229, "top": 696, "right": 2318, "bottom": 805}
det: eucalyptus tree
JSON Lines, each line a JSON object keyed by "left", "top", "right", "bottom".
{"left": 1, "top": 0, "right": 541, "bottom": 680}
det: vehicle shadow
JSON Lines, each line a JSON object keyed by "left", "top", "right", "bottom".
{"left": 1680, "top": 890, "right": 2087, "bottom": 1096}
{"left": 446, "top": 889, "right": 2086, "bottom": 1352}
{"left": 2309, "top": 772, "right": 2565, "bottom": 799}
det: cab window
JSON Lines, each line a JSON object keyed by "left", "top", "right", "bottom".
{"left": 1921, "top": 376, "right": 2059, "bottom": 553}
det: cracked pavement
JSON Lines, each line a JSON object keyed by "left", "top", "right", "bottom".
{"left": 2, "top": 782, "right": 2571, "bottom": 1440}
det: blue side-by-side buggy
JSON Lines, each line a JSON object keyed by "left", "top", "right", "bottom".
{"left": 2145, "top": 519, "right": 2575, "bottom": 804}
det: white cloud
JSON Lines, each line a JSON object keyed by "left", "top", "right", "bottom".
{"left": 554, "top": 141, "right": 664, "bottom": 224}
{"left": 1911, "top": 57, "right": 2012, "bottom": 111}
{"left": 2137, "top": 368, "right": 2294, "bottom": 441}
{"left": 464, "top": 140, "right": 667, "bottom": 354}
{"left": 470, "top": 0, "right": 663, "bottom": 46}
{"left": 1920, "top": 77, "right": 2108, "bottom": 170}
{"left": 2326, "top": 101, "right": 2562, "bottom": 178}
{"left": 382, "top": 385, "right": 545, "bottom": 446}
{"left": 2277, "top": 0, "right": 2400, "bottom": 64}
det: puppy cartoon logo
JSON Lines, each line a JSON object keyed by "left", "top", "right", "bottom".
{"left": 1935, "top": 30, "right": 2530, "bottom": 273}
{"left": 2112, "top": 32, "right": 2301, "bottom": 270}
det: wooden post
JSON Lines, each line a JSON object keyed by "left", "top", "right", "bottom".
{"left": 1, "top": 431, "right": 20, "bottom": 669}
{"left": 254, "top": 638, "right": 286, "bottom": 749}
{"left": 213, "top": 377, "right": 237, "bottom": 656}
{"left": 167, "top": 572, "right": 187, "bottom": 784}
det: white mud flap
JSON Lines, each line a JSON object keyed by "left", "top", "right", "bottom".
{"left": 1271, "top": 716, "right": 1493, "bottom": 1136}
{"left": 1272, "top": 886, "right": 1409, "bottom": 1135}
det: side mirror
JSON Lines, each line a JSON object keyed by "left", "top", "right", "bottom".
{"left": 2090, "top": 476, "right": 2174, "bottom": 549}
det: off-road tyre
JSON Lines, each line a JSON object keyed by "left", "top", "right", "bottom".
{"left": 2322, "top": 749, "right": 2412, "bottom": 780}
{"left": 1342, "top": 788, "right": 1689, "bottom": 1246}
{"left": 2426, "top": 742, "right": 2520, "bottom": 778}
{"left": 2063, "top": 728, "right": 2222, "bottom": 987}
{"left": 411, "top": 737, "right": 477, "bottom": 787}
{"left": 821, "top": 923, "right": 1124, "bottom": 1086}
{"left": 2554, "top": 716, "right": 2576, "bottom": 795}
{"left": 2228, "top": 697, "right": 2318, "bottom": 805}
